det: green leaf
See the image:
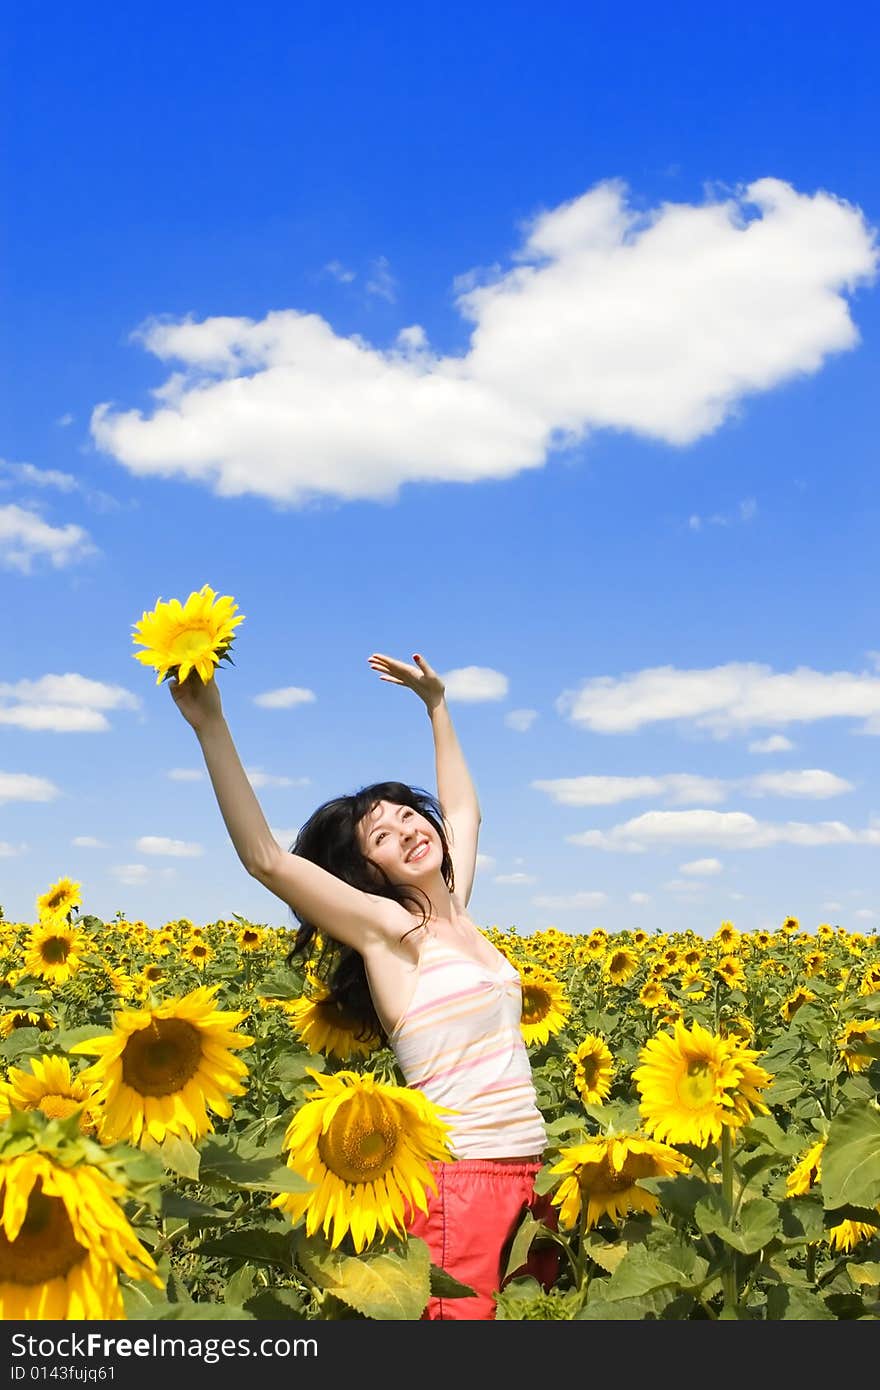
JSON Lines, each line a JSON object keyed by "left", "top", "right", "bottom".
{"left": 695, "top": 1193, "right": 780, "bottom": 1253}
{"left": 244, "top": 1287, "right": 307, "bottom": 1319}
{"left": 429, "top": 1264, "right": 477, "bottom": 1298}
{"left": 160, "top": 1192, "right": 226, "bottom": 1221}
{"left": 0, "top": 1028, "right": 42, "bottom": 1061}
{"left": 54, "top": 1024, "right": 115, "bottom": 1050}
{"left": 766, "top": 1284, "right": 835, "bottom": 1320}
{"left": 198, "top": 1135, "right": 313, "bottom": 1194}
{"left": 155, "top": 1304, "right": 256, "bottom": 1320}
{"left": 159, "top": 1133, "right": 201, "bottom": 1182}
{"left": 820, "top": 1101, "right": 880, "bottom": 1209}
{"left": 197, "top": 1226, "right": 294, "bottom": 1268}
{"left": 847, "top": 1261, "right": 880, "bottom": 1287}
{"left": 603, "top": 1243, "right": 690, "bottom": 1301}
{"left": 296, "top": 1232, "right": 431, "bottom": 1320}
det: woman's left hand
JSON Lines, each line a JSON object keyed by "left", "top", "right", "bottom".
{"left": 367, "top": 652, "right": 445, "bottom": 711}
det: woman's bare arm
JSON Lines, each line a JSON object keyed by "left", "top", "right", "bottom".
{"left": 169, "top": 671, "right": 404, "bottom": 948}
{"left": 368, "top": 652, "right": 482, "bottom": 904}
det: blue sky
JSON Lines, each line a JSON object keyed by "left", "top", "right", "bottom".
{"left": 3, "top": 2, "right": 880, "bottom": 939}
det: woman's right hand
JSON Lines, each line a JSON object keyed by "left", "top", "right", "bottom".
{"left": 168, "top": 669, "right": 224, "bottom": 731}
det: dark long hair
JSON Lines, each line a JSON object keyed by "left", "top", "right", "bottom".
{"left": 286, "top": 781, "right": 455, "bottom": 1040}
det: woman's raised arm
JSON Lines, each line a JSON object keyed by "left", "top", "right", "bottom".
{"left": 368, "top": 652, "right": 482, "bottom": 904}
{"left": 169, "top": 671, "right": 403, "bottom": 948}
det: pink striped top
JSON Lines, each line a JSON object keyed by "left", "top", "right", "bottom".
{"left": 389, "top": 930, "right": 547, "bottom": 1159}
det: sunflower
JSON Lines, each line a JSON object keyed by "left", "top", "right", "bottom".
{"left": 859, "top": 963, "right": 880, "bottom": 996}
{"left": 271, "top": 1069, "right": 453, "bottom": 1252}
{"left": 633, "top": 1018, "right": 772, "bottom": 1148}
{"left": 0, "top": 1140, "right": 161, "bottom": 1319}
{"left": 518, "top": 968, "right": 570, "bottom": 1046}
{"left": 803, "top": 950, "right": 826, "bottom": 977}
{"left": 285, "top": 984, "right": 382, "bottom": 1062}
{"left": 715, "top": 921, "right": 739, "bottom": 950}
{"left": 681, "top": 946, "right": 703, "bottom": 971}
{"left": 715, "top": 955, "right": 745, "bottom": 989}
{"left": 638, "top": 979, "right": 668, "bottom": 1010}
{"left": 71, "top": 985, "right": 253, "bottom": 1145}
{"left": 236, "top": 925, "right": 265, "bottom": 953}
{"left": 604, "top": 947, "right": 639, "bottom": 986}
{"left": 23, "top": 920, "right": 86, "bottom": 987}
{"left": 0, "top": 1010, "right": 55, "bottom": 1038}
{"left": 132, "top": 584, "right": 245, "bottom": 685}
{"left": 183, "top": 939, "right": 214, "bottom": 969}
{"left": 780, "top": 987, "right": 816, "bottom": 1023}
{"left": 780, "top": 916, "right": 799, "bottom": 934}
{"left": 549, "top": 1133, "right": 690, "bottom": 1231}
{"left": 786, "top": 1137, "right": 880, "bottom": 1253}
{"left": 568, "top": 1034, "right": 613, "bottom": 1105}
{"left": 4, "top": 1056, "right": 100, "bottom": 1136}
{"left": 836, "top": 1018, "right": 880, "bottom": 1074}
{"left": 36, "top": 878, "right": 81, "bottom": 925}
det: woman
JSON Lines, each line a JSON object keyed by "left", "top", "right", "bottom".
{"left": 170, "top": 650, "right": 555, "bottom": 1319}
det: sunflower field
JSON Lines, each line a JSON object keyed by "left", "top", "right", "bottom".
{"left": 1, "top": 882, "right": 879, "bottom": 1321}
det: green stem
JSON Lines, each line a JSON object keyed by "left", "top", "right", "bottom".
{"left": 720, "top": 1126, "right": 738, "bottom": 1316}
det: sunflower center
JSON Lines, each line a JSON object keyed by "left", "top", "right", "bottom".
{"left": 44, "top": 891, "right": 68, "bottom": 913}
{"left": 144, "top": 966, "right": 164, "bottom": 981}
{"left": 167, "top": 625, "right": 214, "bottom": 661}
{"left": 317, "top": 1092, "right": 401, "bottom": 1184}
{"left": 580, "top": 1057, "right": 600, "bottom": 1086}
{"left": 680, "top": 1059, "right": 717, "bottom": 1108}
{"left": 41, "top": 936, "right": 71, "bottom": 964}
{"left": 521, "top": 986, "right": 550, "bottom": 1023}
{"left": 0, "top": 1184, "right": 88, "bottom": 1286}
{"left": 121, "top": 1018, "right": 203, "bottom": 1096}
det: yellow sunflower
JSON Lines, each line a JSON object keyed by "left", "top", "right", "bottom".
{"left": 780, "top": 987, "right": 816, "bottom": 1023}
{"left": 132, "top": 583, "right": 245, "bottom": 685}
{"left": 859, "top": 963, "right": 880, "bottom": 996}
{"left": 803, "top": 950, "right": 825, "bottom": 978}
{"left": 714, "top": 921, "right": 739, "bottom": 950}
{"left": 638, "top": 979, "right": 668, "bottom": 1010}
{"left": 568, "top": 1034, "right": 613, "bottom": 1105}
{"left": 836, "top": 1018, "right": 880, "bottom": 1074}
{"left": 4, "top": 1056, "right": 100, "bottom": 1136}
{"left": 272, "top": 1069, "right": 453, "bottom": 1252}
{"left": 71, "top": 985, "right": 253, "bottom": 1145}
{"left": 0, "top": 1010, "right": 55, "bottom": 1038}
{"left": 285, "top": 984, "right": 382, "bottom": 1061}
{"left": 0, "top": 1144, "right": 161, "bottom": 1318}
{"left": 786, "top": 1138, "right": 880, "bottom": 1253}
{"left": 236, "top": 925, "right": 265, "bottom": 953}
{"left": 633, "top": 1018, "right": 771, "bottom": 1148}
{"left": 549, "top": 1133, "right": 690, "bottom": 1230}
{"left": 23, "top": 920, "right": 86, "bottom": 987}
{"left": 518, "top": 968, "right": 570, "bottom": 1046}
{"left": 35, "top": 877, "right": 81, "bottom": 925}
{"left": 715, "top": 955, "right": 745, "bottom": 989}
{"left": 183, "top": 939, "right": 214, "bottom": 968}
{"left": 604, "top": 947, "right": 639, "bottom": 986}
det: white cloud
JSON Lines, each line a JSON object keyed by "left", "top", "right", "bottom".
{"left": 664, "top": 878, "right": 704, "bottom": 893}
{"left": 167, "top": 768, "right": 205, "bottom": 782}
{"left": 474, "top": 852, "right": 496, "bottom": 872}
{"left": 629, "top": 892, "right": 650, "bottom": 904}
{"left": 531, "top": 890, "right": 607, "bottom": 909}
{"left": 505, "top": 708, "right": 538, "bottom": 732}
{"left": 749, "top": 734, "right": 794, "bottom": 753}
{"left": 245, "top": 767, "right": 310, "bottom": 789}
{"left": 443, "top": 667, "right": 509, "bottom": 702}
{"left": 532, "top": 773, "right": 726, "bottom": 806}
{"left": 253, "top": 687, "right": 316, "bottom": 709}
{"left": 0, "top": 504, "right": 96, "bottom": 573}
{"left": 324, "top": 260, "right": 356, "bottom": 284}
{"left": 687, "top": 497, "right": 757, "bottom": 531}
{"left": 680, "top": 857, "right": 723, "bottom": 875}
{"left": 0, "top": 772, "right": 59, "bottom": 804}
{"left": 0, "top": 841, "right": 26, "bottom": 857}
{"left": 855, "top": 908, "right": 877, "bottom": 920}
{"left": 71, "top": 836, "right": 109, "bottom": 849}
{"left": 90, "top": 179, "right": 878, "bottom": 505}
{"left": 746, "top": 769, "right": 852, "bottom": 798}
{"left": 0, "top": 460, "right": 78, "bottom": 492}
{"left": 568, "top": 809, "right": 880, "bottom": 852}
{"left": 494, "top": 872, "right": 538, "bottom": 885}
{"left": 365, "top": 256, "right": 397, "bottom": 302}
{"left": 110, "top": 864, "right": 149, "bottom": 885}
{"left": 135, "top": 836, "right": 203, "bottom": 858}
{"left": 0, "top": 675, "right": 139, "bottom": 734}
{"left": 557, "top": 662, "right": 880, "bottom": 736}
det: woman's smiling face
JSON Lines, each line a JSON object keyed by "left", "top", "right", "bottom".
{"left": 358, "top": 800, "right": 441, "bottom": 883}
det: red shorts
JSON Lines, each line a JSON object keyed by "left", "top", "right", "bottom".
{"left": 406, "top": 1158, "right": 558, "bottom": 1320}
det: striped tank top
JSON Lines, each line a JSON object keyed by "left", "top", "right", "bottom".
{"left": 389, "top": 930, "right": 547, "bottom": 1160}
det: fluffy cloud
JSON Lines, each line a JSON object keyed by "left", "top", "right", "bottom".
{"left": 253, "top": 687, "right": 316, "bottom": 710}
{"left": 0, "top": 772, "right": 59, "bottom": 804}
{"left": 0, "top": 505, "right": 96, "bottom": 573}
{"left": 505, "top": 709, "right": 538, "bottom": 732}
{"left": 443, "top": 667, "right": 509, "bottom": 702}
{"left": 135, "top": 836, "right": 203, "bottom": 857}
{"left": 91, "top": 179, "right": 877, "bottom": 505}
{"left": 533, "top": 767, "right": 851, "bottom": 805}
{"left": 556, "top": 662, "right": 880, "bottom": 736}
{"left": 568, "top": 809, "right": 880, "bottom": 852}
{"left": 0, "top": 675, "right": 139, "bottom": 734}
{"left": 531, "top": 890, "right": 608, "bottom": 909}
